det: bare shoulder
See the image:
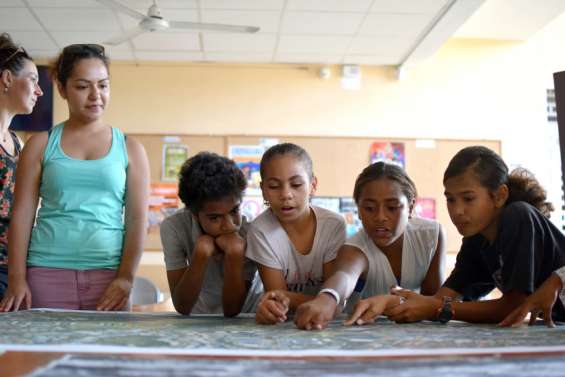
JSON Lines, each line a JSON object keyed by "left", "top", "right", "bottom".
{"left": 125, "top": 135, "right": 145, "bottom": 153}
{"left": 21, "top": 131, "right": 49, "bottom": 159}
{"left": 337, "top": 244, "right": 368, "bottom": 263}
{"left": 124, "top": 134, "right": 148, "bottom": 163}
{"left": 24, "top": 131, "right": 49, "bottom": 147}
{"left": 335, "top": 244, "right": 368, "bottom": 272}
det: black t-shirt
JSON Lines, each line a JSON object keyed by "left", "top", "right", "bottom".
{"left": 444, "top": 201, "right": 565, "bottom": 321}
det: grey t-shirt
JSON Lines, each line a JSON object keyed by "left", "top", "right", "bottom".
{"left": 246, "top": 206, "right": 346, "bottom": 296}
{"left": 160, "top": 208, "right": 263, "bottom": 314}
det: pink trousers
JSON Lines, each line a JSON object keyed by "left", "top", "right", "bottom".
{"left": 27, "top": 267, "right": 128, "bottom": 311}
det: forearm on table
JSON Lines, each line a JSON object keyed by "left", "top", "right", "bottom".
{"left": 222, "top": 254, "right": 247, "bottom": 316}
{"left": 171, "top": 255, "right": 209, "bottom": 314}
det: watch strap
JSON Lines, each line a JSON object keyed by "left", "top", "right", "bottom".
{"left": 436, "top": 296, "right": 454, "bottom": 324}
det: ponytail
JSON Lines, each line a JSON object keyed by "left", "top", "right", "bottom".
{"left": 507, "top": 168, "right": 554, "bottom": 218}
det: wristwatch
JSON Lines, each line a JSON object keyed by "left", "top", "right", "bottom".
{"left": 436, "top": 296, "right": 455, "bottom": 324}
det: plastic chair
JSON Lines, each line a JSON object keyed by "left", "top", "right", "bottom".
{"left": 131, "top": 276, "right": 164, "bottom": 305}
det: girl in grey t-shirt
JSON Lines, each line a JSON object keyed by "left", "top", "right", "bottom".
{"left": 160, "top": 152, "right": 262, "bottom": 316}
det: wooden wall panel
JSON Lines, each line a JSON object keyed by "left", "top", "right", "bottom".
{"left": 136, "top": 134, "right": 499, "bottom": 253}
{"left": 132, "top": 134, "right": 224, "bottom": 183}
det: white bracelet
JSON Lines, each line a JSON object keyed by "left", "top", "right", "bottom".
{"left": 318, "top": 288, "right": 341, "bottom": 306}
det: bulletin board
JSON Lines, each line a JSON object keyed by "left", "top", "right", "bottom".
{"left": 131, "top": 133, "right": 500, "bottom": 254}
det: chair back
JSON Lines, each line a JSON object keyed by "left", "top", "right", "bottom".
{"left": 131, "top": 276, "right": 163, "bottom": 305}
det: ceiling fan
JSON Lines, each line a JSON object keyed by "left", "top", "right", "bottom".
{"left": 97, "top": 0, "right": 260, "bottom": 45}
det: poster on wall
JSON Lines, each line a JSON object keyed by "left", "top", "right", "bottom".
{"left": 162, "top": 144, "right": 188, "bottom": 182}
{"left": 369, "top": 142, "right": 405, "bottom": 168}
{"left": 241, "top": 196, "right": 266, "bottom": 221}
{"left": 414, "top": 198, "right": 436, "bottom": 220}
{"left": 229, "top": 145, "right": 265, "bottom": 195}
{"left": 148, "top": 183, "right": 180, "bottom": 231}
{"left": 339, "top": 197, "right": 363, "bottom": 237}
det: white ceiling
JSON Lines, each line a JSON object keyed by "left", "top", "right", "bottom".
{"left": 0, "top": 0, "right": 563, "bottom": 66}
{"left": 456, "top": 0, "right": 565, "bottom": 40}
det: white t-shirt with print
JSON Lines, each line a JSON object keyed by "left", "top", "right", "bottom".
{"left": 246, "top": 206, "right": 346, "bottom": 296}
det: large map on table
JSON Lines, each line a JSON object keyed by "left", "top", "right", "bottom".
{"left": 28, "top": 354, "right": 565, "bottom": 377}
{"left": 2, "top": 309, "right": 565, "bottom": 355}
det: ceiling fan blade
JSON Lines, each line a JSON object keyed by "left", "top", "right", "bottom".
{"left": 96, "top": 0, "right": 146, "bottom": 20}
{"left": 104, "top": 27, "right": 146, "bottom": 45}
{"left": 169, "top": 21, "right": 260, "bottom": 34}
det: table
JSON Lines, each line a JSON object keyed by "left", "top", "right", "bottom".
{"left": 1, "top": 309, "right": 564, "bottom": 376}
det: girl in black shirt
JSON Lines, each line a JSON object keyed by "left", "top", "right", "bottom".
{"left": 386, "top": 146, "right": 565, "bottom": 325}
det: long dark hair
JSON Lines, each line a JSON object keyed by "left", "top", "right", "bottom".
{"left": 353, "top": 161, "right": 417, "bottom": 204}
{"left": 444, "top": 146, "right": 553, "bottom": 217}
{"left": 50, "top": 44, "right": 109, "bottom": 88}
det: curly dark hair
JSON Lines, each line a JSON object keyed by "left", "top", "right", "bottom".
{"left": 178, "top": 152, "right": 247, "bottom": 214}
{"left": 353, "top": 161, "right": 417, "bottom": 205}
{"left": 0, "top": 33, "right": 33, "bottom": 74}
{"left": 444, "top": 146, "right": 553, "bottom": 217}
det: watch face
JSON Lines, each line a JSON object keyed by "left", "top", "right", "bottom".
{"left": 438, "top": 303, "right": 453, "bottom": 324}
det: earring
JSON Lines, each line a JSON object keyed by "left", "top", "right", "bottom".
{"left": 263, "top": 200, "right": 270, "bottom": 207}
{"left": 3, "top": 86, "right": 7, "bottom": 93}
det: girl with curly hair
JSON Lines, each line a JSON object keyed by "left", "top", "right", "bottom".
{"left": 161, "top": 152, "right": 262, "bottom": 316}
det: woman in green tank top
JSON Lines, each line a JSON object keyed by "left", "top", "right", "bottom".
{"left": 0, "top": 44, "right": 150, "bottom": 312}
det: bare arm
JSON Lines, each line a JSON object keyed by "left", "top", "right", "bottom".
{"left": 389, "top": 285, "right": 526, "bottom": 324}
{"left": 258, "top": 265, "right": 314, "bottom": 311}
{"left": 351, "top": 244, "right": 450, "bottom": 325}
{"left": 500, "top": 272, "right": 564, "bottom": 327}
{"left": 294, "top": 245, "right": 368, "bottom": 330}
{"left": 97, "top": 137, "right": 149, "bottom": 311}
{"left": 450, "top": 291, "right": 527, "bottom": 323}
{"left": 216, "top": 232, "right": 249, "bottom": 317}
{"left": 0, "top": 133, "right": 47, "bottom": 311}
{"left": 318, "top": 245, "right": 368, "bottom": 305}
{"left": 167, "top": 234, "right": 216, "bottom": 315}
{"left": 420, "top": 224, "right": 447, "bottom": 296}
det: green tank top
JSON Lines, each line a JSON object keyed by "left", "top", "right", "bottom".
{"left": 28, "top": 123, "right": 128, "bottom": 270}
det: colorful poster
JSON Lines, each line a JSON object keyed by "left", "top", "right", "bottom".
{"left": 339, "top": 197, "right": 362, "bottom": 237}
{"left": 162, "top": 144, "right": 188, "bottom": 182}
{"left": 229, "top": 145, "right": 265, "bottom": 195}
{"left": 414, "top": 198, "right": 436, "bottom": 219}
{"left": 241, "top": 196, "right": 266, "bottom": 221}
{"left": 148, "top": 183, "right": 180, "bottom": 230}
{"left": 369, "top": 142, "right": 405, "bottom": 168}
